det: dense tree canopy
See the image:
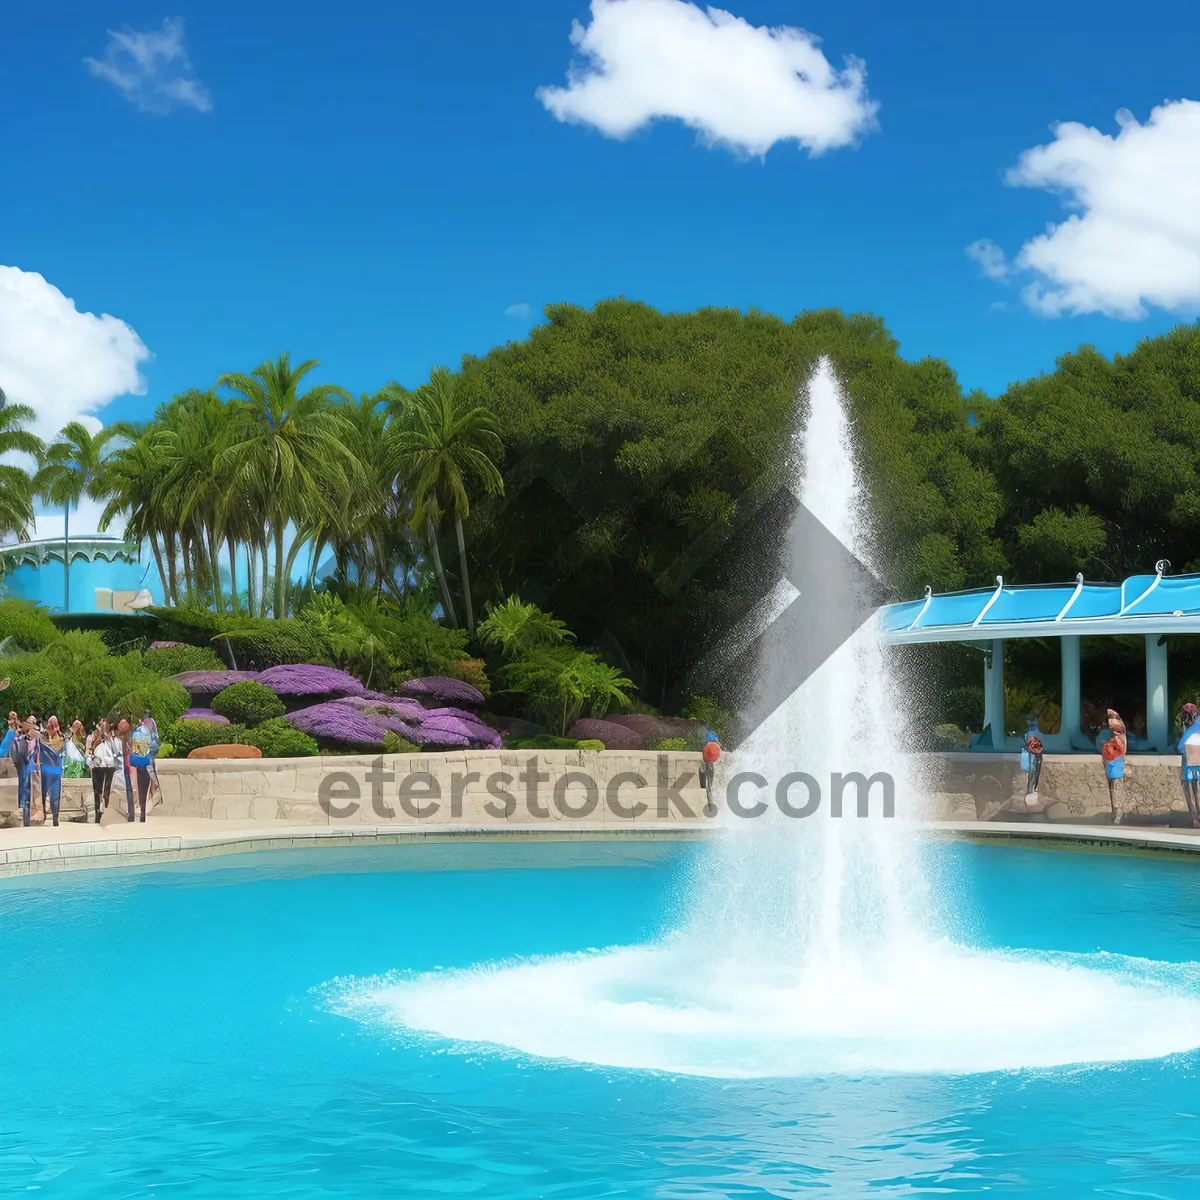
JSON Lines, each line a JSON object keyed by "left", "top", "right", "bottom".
{"left": 976, "top": 325, "right": 1200, "bottom": 580}
{"left": 4, "top": 298, "right": 1200, "bottom": 716}
{"left": 454, "top": 300, "right": 1002, "bottom": 703}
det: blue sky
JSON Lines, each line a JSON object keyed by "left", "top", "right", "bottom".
{"left": 5, "top": 0, "right": 1199, "bottom": 451}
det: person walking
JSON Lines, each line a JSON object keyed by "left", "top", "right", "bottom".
{"left": 1101, "top": 708, "right": 1127, "bottom": 825}
{"left": 23, "top": 714, "right": 43, "bottom": 824}
{"left": 63, "top": 719, "right": 88, "bottom": 780}
{"left": 0, "top": 710, "right": 17, "bottom": 757}
{"left": 1178, "top": 703, "right": 1200, "bottom": 828}
{"left": 115, "top": 718, "right": 135, "bottom": 822}
{"left": 1022, "top": 715, "right": 1045, "bottom": 805}
{"left": 86, "top": 719, "right": 120, "bottom": 824}
{"left": 8, "top": 717, "right": 36, "bottom": 827}
{"left": 39, "top": 716, "right": 65, "bottom": 827}
{"left": 128, "top": 714, "right": 159, "bottom": 823}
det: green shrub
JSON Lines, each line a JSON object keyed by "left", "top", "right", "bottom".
{"left": 144, "top": 607, "right": 326, "bottom": 670}
{"left": 504, "top": 734, "right": 584, "bottom": 750}
{"left": 44, "top": 629, "right": 109, "bottom": 668}
{"left": 158, "top": 742, "right": 174, "bottom": 759}
{"left": 144, "top": 605, "right": 224, "bottom": 646}
{"left": 165, "top": 719, "right": 250, "bottom": 758}
{"left": 447, "top": 658, "right": 491, "bottom": 698}
{"left": 0, "top": 599, "right": 59, "bottom": 651}
{"left": 49, "top": 612, "right": 156, "bottom": 650}
{"left": 576, "top": 739, "right": 605, "bottom": 751}
{"left": 681, "top": 697, "right": 730, "bottom": 740}
{"left": 218, "top": 618, "right": 328, "bottom": 670}
{"left": 655, "top": 737, "right": 688, "bottom": 752}
{"left": 108, "top": 677, "right": 192, "bottom": 727}
{"left": 2, "top": 632, "right": 191, "bottom": 728}
{"left": 383, "top": 730, "right": 421, "bottom": 754}
{"left": 212, "top": 680, "right": 285, "bottom": 727}
{"left": 143, "top": 644, "right": 226, "bottom": 676}
{"left": 245, "top": 717, "right": 319, "bottom": 758}
{"left": 3, "top": 659, "right": 68, "bottom": 720}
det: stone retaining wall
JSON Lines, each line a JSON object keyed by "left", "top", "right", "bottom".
{"left": 6, "top": 749, "right": 1193, "bottom": 831}
{"left": 920, "top": 752, "right": 1195, "bottom": 826}
{"left": 153, "top": 749, "right": 710, "bottom": 827}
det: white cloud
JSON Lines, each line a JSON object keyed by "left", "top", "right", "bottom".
{"left": 505, "top": 302, "right": 532, "bottom": 319}
{"left": 0, "top": 265, "right": 151, "bottom": 444}
{"left": 536, "top": 0, "right": 877, "bottom": 157}
{"left": 30, "top": 496, "right": 115, "bottom": 542}
{"left": 976, "top": 100, "right": 1200, "bottom": 318}
{"left": 85, "top": 16, "right": 212, "bottom": 115}
{"left": 966, "top": 238, "right": 1009, "bottom": 281}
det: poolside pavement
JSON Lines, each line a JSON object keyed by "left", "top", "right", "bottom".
{"left": 0, "top": 815, "right": 1197, "bottom": 878}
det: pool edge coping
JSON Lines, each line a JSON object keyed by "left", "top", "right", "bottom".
{"left": 1, "top": 819, "right": 1198, "bottom": 878}
{"left": 0, "top": 823, "right": 711, "bottom": 877}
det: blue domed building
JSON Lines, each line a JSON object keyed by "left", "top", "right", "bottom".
{"left": 0, "top": 533, "right": 160, "bottom": 614}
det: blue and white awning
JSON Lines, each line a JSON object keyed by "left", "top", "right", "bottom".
{"left": 877, "top": 567, "right": 1200, "bottom": 643}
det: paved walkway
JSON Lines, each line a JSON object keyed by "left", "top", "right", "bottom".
{"left": 0, "top": 818, "right": 706, "bottom": 877}
{"left": 1, "top": 816, "right": 1198, "bottom": 878}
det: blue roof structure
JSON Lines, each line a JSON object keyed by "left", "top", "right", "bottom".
{"left": 878, "top": 565, "right": 1200, "bottom": 643}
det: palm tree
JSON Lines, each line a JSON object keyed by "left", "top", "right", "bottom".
{"left": 33, "top": 421, "right": 128, "bottom": 612}
{"left": 0, "top": 389, "right": 43, "bottom": 544}
{"left": 217, "top": 354, "right": 357, "bottom": 619}
{"left": 157, "top": 391, "right": 240, "bottom": 611}
{"left": 389, "top": 366, "right": 504, "bottom": 631}
{"left": 98, "top": 428, "right": 172, "bottom": 602}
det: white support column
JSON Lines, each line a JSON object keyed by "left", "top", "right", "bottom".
{"left": 1056, "top": 635, "right": 1081, "bottom": 752}
{"left": 983, "top": 638, "right": 1005, "bottom": 749}
{"left": 1146, "top": 633, "right": 1169, "bottom": 753}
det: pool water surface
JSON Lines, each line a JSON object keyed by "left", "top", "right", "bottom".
{"left": 0, "top": 838, "right": 1197, "bottom": 1197}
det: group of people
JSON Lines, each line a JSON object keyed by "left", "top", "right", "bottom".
{"left": 1021, "top": 703, "right": 1200, "bottom": 827}
{"left": 1, "top": 694, "right": 161, "bottom": 828}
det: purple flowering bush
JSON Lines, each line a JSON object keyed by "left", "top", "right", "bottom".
{"left": 397, "top": 676, "right": 486, "bottom": 708}
{"left": 340, "top": 695, "right": 427, "bottom": 719}
{"left": 173, "top": 669, "right": 259, "bottom": 698}
{"left": 257, "top": 664, "right": 365, "bottom": 697}
{"left": 604, "top": 714, "right": 705, "bottom": 748}
{"left": 180, "top": 707, "right": 231, "bottom": 726}
{"left": 566, "top": 719, "right": 643, "bottom": 750}
{"left": 286, "top": 701, "right": 389, "bottom": 748}
{"left": 285, "top": 698, "right": 498, "bottom": 751}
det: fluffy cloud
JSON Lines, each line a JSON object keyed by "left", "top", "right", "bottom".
{"left": 974, "top": 100, "right": 1200, "bottom": 318}
{"left": 85, "top": 16, "right": 212, "bottom": 115}
{"left": 536, "top": 0, "right": 877, "bottom": 157}
{"left": 0, "top": 265, "right": 151, "bottom": 444}
{"left": 966, "top": 239, "right": 1009, "bottom": 282}
{"left": 505, "top": 302, "right": 532, "bottom": 319}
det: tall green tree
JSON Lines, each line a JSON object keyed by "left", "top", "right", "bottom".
{"left": 98, "top": 427, "right": 173, "bottom": 602}
{"left": 217, "top": 353, "right": 358, "bottom": 619}
{"left": 975, "top": 325, "right": 1200, "bottom": 579}
{"left": 389, "top": 366, "right": 504, "bottom": 631}
{"left": 33, "top": 421, "right": 128, "bottom": 612}
{"left": 0, "top": 389, "right": 43, "bottom": 544}
{"left": 454, "top": 299, "right": 1000, "bottom": 701}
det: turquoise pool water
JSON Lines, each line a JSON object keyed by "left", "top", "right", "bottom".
{"left": 1, "top": 839, "right": 1198, "bottom": 1196}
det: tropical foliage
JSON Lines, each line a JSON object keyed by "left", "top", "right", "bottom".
{"left": 34, "top": 420, "right": 131, "bottom": 611}
{"left": 4, "top": 303, "right": 1200, "bottom": 725}
{"left": 0, "top": 620, "right": 191, "bottom": 727}
{"left": 477, "top": 596, "right": 634, "bottom": 735}
{"left": 211, "top": 680, "right": 286, "bottom": 726}
{"left": 0, "top": 389, "right": 42, "bottom": 545}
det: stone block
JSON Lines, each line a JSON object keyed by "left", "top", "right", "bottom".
{"left": 189, "top": 743, "right": 263, "bottom": 760}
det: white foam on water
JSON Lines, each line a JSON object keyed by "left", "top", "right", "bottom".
{"left": 326, "top": 944, "right": 1200, "bottom": 1077}
{"left": 326, "top": 359, "right": 1200, "bottom": 1077}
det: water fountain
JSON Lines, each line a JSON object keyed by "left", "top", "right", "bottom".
{"left": 334, "top": 361, "right": 1200, "bottom": 1077}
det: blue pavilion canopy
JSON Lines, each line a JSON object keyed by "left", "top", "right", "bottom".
{"left": 877, "top": 567, "right": 1200, "bottom": 644}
